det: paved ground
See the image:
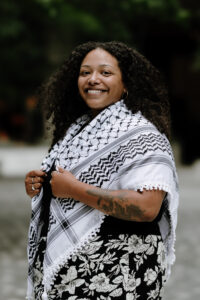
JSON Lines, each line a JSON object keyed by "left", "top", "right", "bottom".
{"left": 0, "top": 162, "right": 200, "bottom": 299}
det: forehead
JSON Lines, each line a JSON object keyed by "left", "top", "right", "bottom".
{"left": 81, "top": 48, "right": 119, "bottom": 67}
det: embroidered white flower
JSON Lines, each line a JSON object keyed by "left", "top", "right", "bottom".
{"left": 81, "top": 240, "right": 103, "bottom": 255}
{"left": 56, "top": 266, "right": 85, "bottom": 295}
{"left": 35, "top": 234, "right": 167, "bottom": 298}
{"left": 145, "top": 235, "right": 158, "bottom": 247}
{"left": 60, "top": 266, "right": 77, "bottom": 283}
{"left": 89, "top": 273, "right": 117, "bottom": 293}
{"left": 144, "top": 268, "right": 158, "bottom": 286}
{"left": 123, "top": 273, "right": 141, "bottom": 292}
{"left": 124, "top": 235, "right": 149, "bottom": 254}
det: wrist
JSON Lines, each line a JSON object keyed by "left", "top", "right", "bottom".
{"left": 66, "top": 177, "right": 82, "bottom": 199}
{"left": 68, "top": 179, "right": 89, "bottom": 201}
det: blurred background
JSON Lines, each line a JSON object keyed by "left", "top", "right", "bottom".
{"left": 0, "top": 0, "right": 200, "bottom": 299}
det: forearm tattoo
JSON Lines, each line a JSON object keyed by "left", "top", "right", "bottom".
{"left": 87, "top": 189, "right": 146, "bottom": 221}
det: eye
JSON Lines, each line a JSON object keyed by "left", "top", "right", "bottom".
{"left": 102, "top": 70, "right": 111, "bottom": 76}
{"left": 79, "top": 70, "right": 90, "bottom": 76}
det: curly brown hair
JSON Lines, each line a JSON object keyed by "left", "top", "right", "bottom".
{"left": 40, "top": 41, "right": 171, "bottom": 147}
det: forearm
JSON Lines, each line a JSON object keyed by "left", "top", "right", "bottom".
{"left": 68, "top": 180, "right": 163, "bottom": 222}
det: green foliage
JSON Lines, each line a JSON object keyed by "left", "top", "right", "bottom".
{"left": 0, "top": 0, "right": 51, "bottom": 107}
{"left": 0, "top": 0, "right": 199, "bottom": 116}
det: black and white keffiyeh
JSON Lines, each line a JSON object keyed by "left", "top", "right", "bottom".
{"left": 27, "top": 100, "right": 179, "bottom": 299}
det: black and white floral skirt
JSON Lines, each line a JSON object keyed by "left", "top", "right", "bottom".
{"left": 33, "top": 233, "right": 167, "bottom": 300}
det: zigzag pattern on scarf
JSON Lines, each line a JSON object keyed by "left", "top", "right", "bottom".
{"left": 78, "top": 132, "right": 172, "bottom": 188}
{"left": 59, "top": 198, "right": 78, "bottom": 213}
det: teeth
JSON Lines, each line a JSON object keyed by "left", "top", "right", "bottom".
{"left": 87, "top": 90, "right": 105, "bottom": 94}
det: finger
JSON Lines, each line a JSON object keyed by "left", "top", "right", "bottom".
{"left": 30, "top": 176, "right": 44, "bottom": 184}
{"left": 30, "top": 184, "right": 41, "bottom": 193}
{"left": 25, "top": 176, "right": 42, "bottom": 185}
{"left": 32, "top": 182, "right": 42, "bottom": 189}
{"left": 37, "top": 176, "right": 44, "bottom": 183}
{"left": 26, "top": 187, "right": 40, "bottom": 198}
{"left": 26, "top": 170, "right": 46, "bottom": 178}
{"left": 30, "top": 189, "right": 40, "bottom": 197}
{"left": 57, "top": 166, "right": 65, "bottom": 173}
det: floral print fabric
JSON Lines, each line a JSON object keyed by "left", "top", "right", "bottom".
{"left": 33, "top": 234, "right": 167, "bottom": 299}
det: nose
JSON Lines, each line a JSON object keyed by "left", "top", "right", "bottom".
{"left": 88, "top": 72, "right": 100, "bottom": 85}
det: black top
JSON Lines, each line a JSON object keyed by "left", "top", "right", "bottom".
{"left": 99, "top": 208, "right": 162, "bottom": 236}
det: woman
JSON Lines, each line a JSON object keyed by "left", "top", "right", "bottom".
{"left": 25, "top": 41, "right": 179, "bottom": 300}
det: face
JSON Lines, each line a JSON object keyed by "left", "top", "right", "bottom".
{"left": 78, "top": 48, "right": 126, "bottom": 113}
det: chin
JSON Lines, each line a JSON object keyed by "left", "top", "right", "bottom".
{"left": 85, "top": 100, "right": 105, "bottom": 109}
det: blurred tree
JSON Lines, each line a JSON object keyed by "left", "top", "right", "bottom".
{"left": 0, "top": 0, "right": 50, "bottom": 105}
{"left": 0, "top": 0, "right": 200, "bottom": 163}
{"left": 0, "top": 0, "right": 197, "bottom": 103}
{"left": 0, "top": 0, "right": 51, "bottom": 142}
{"left": 30, "top": 0, "right": 195, "bottom": 63}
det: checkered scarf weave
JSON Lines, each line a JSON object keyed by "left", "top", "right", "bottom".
{"left": 27, "top": 100, "right": 179, "bottom": 299}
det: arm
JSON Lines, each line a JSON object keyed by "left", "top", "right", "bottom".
{"left": 51, "top": 167, "right": 165, "bottom": 222}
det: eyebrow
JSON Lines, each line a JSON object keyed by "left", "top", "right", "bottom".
{"left": 80, "top": 64, "right": 114, "bottom": 68}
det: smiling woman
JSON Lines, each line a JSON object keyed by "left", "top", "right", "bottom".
{"left": 78, "top": 48, "right": 126, "bottom": 113}
{"left": 25, "top": 41, "right": 179, "bottom": 300}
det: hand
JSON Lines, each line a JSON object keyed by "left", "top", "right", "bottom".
{"left": 25, "top": 170, "right": 46, "bottom": 198}
{"left": 50, "top": 167, "right": 78, "bottom": 198}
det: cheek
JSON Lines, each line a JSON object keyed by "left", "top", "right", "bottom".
{"left": 112, "top": 80, "right": 125, "bottom": 95}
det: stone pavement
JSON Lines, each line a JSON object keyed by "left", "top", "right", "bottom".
{"left": 0, "top": 145, "right": 200, "bottom": 299}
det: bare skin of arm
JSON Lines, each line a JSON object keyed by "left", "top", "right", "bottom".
{"left": 50, "top": 167, "right": 166, "bottom": 222}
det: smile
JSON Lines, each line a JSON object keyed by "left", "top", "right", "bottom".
{"left": 85, "top": 89, "right": 108, "bottom": 94}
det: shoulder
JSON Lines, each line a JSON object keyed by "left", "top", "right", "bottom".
{"left": 128, "top": 111, "right": 174, "bottom": 160}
